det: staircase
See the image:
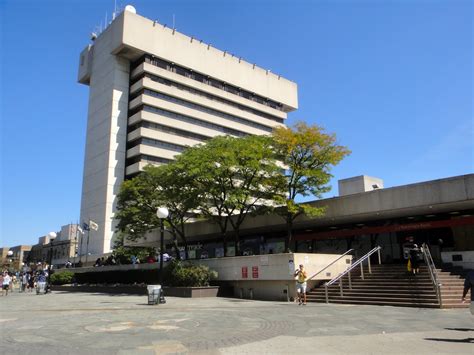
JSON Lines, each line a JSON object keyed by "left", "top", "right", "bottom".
{"left": 438, "top": 263, "right": 470, "bottom": 309}
{"left": 307, "top": 263, "right": 468, "bottom": 308}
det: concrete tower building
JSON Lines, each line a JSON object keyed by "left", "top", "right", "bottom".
{"left": 77, "top": 6, "right": 298, "bottom": 255}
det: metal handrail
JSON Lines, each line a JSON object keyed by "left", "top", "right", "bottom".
{"left": 421, "top": 243, "right": 442, "bottom": 307}
{"left": 324, "top": 246, "right": 382, "bottom": 303}
{"left": 308, "top": 249, "right": 354, "bottom": 281}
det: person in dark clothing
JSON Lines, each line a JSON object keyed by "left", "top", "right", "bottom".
{"left": 461, "top": 270, "right": 474, "bottom": 315}
{"left": 409, "top": 245, "right": 421, "bottom": 275}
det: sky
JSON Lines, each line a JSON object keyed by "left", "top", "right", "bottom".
{"left": 1, "top": 0, "right": 472, "bottom": 247}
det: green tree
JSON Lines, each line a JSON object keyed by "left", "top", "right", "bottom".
{"left": 177, "top": 135, "right": 284, "bottom": 256}
{"left": 272, "top": 122, "right": 351, "bottom": 252}
{"left": 115, "top": 165, "right": 199, "bottom": 259}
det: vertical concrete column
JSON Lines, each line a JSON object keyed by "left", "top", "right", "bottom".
{"left": 79, "top": 32, "right": 130, "bottom": 255}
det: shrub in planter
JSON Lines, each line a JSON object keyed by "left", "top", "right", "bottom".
{"left": 50, "top": 271, "right": 75, "bottom": 285}
{"left": 165, "top": 260, "right": 215, "bottom": 287}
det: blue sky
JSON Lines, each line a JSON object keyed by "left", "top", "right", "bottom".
{"left": 1, "top": 0, "right": 472, "bottom": 247}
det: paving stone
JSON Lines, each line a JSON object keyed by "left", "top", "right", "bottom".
{"left": 0, "top": 292, "right": 472, "bottom": 354}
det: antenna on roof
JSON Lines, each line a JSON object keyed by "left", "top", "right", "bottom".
{"left": 113, "top": 0, "right": 117, "bottom": 20}
{"left": 173, "top": 14, "right": 175, "bottom": 29}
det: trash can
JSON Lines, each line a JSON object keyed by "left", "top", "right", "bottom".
{"left": 147, "top": 285, "right": 161, "bottom": 305}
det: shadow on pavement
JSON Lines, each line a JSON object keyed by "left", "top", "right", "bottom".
{"left": 445, "top": 327, "right": 474, "bottom": 332}
{"left": 425, "top": 337, "right": 474, "bottom": 343}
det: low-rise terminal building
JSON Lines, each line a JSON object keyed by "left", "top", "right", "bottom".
{"left": 130, "top": 174, "right": 474, "bottom": 269}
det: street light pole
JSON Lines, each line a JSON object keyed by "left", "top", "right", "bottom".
{"left": 47, "top": 232, "right": 57, "bottom": 293}
{"left": 156, "top": 207, "right": 169, "bottom": 284}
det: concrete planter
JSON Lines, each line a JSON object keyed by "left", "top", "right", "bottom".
{"left": 163, "top": 286, "right": 219, "bottom": 298}
{"left": 52, "top": 284, "right": 221, "bottom": 298}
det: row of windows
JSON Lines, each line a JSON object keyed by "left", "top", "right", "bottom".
{"left": 129, "top": 121, "right": 210, "bottom": 142}
{"left": 131, "top": 72, "right": 284, "bottom": 123}
{"left": 126, "top": 154, "right": 174, "bottom": 167}
{"left": 138, "top": 88, "right": 274, "bottom": 133}
{"left": 131, "top": 55, "right": 284, "bottom": 111}
{"left": 132, "top": 104, "right": 249, "bottom": 137}
{"left": 128, "top": 137, "right": 187, "bottom": 153}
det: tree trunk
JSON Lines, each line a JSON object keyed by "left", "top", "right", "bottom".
{"left": 234, "top": 230, "right": 240, "bottom": 256}
{"left": 179, "top": 225, "right": 189, "bottom": 260}
{"left": 285, "top": 213, "right": 293, "bottom": 253}
{"left": 172, "top": 232, "right": 181, "bottom": 260}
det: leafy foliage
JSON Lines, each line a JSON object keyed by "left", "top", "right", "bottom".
{"left": 50, "top": 271, "right": 75, "bottom": 285}
{"left": 175, "top": 135, "right": 285, "bottom": 255}
{"left": 272, "top": 121, "right": 351, "bottom": 251}
{"left": 164, "top": 260, "right": 216, "bottom": 287}
{"left": 115, "top": 124, "right": 350, "bottom": 256}
{"left": 111, "top": 234, "right": 156, "bottom": 264}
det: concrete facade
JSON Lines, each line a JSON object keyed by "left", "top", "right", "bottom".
{"left": 78, "top": 7, "right": 298, "bottom": 255}
{"left": 128, "top": 174, "right": 473, "bottom": 267}
{"left": 338, "top": 175, "right": 384, "bottom": 196}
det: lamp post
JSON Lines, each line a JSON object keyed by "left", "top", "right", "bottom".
{"left": 156, "top": 207, "right": 169, "bottom": 283}
{"left": 47, "top": 232, "right": 57, "bottom": 293}
{"left": 6, "top": 250, "right": 14, "bottom": 270}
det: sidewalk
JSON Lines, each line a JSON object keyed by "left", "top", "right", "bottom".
{"left": 0, "top": 292, "right": 472, "bottom": 354}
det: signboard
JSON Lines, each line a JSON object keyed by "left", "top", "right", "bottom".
{"left": 241, "top": 266, "right": 248, "bottom": 278}
{"left": 288, "top": 259, "right": 295, "bottom": 275}
{"left": 252, "top": 266, "right": 259, "bottom": 278}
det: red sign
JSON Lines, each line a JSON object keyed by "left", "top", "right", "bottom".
{"left": 252, "top": 266, "right": 259, "bottom": 278}
{"left": 241, "top": 266, "right": 248, "bottom": 278}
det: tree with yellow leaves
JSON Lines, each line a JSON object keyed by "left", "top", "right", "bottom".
{"left": 272, "top": 122, "right": 351, "bottom": 252}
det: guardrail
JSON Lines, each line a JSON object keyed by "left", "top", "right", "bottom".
{"left": 421, "top": 243, "right": 442, "bottom": 307}
{"left": 324, "top": 246, "right": 382, "bottom": 303}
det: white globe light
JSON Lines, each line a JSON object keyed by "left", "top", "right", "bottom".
{"left": 48, "top": 232, "right": 57, "bottom": 238}
{"left": 7, "top": 250, "right": 13, "bottom": 256}
{"left": 156, "top": 207, "right": 169, "bottom": 219}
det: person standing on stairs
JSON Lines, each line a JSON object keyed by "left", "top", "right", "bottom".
{"left": 409, "top": 244, "right": 421, "bottom": 275}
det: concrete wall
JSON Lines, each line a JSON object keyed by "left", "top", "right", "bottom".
{"left": 78, "top": 19, "right": 130, "bottom": 255}
{"left": 127, "top": 174, "right": 474, "bottom": 247}
{"left": 194, "top": 253, "right": 351, "bottom": 301}
{"left": 441, "top": 251, "right": 474, "bottom": 270}
{"left": 338, "top": 175, "right": 384, "bottom": 196}
{"left": 112, "top": 10, "right": 298, "bottom": 110}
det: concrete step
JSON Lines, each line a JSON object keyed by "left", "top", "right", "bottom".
{"left": 441, "top": 304, "right": 470, "bottom": 309}
{"left": 311, "top": 288, "right": 438, "bottom": 295}
{"left": 315, "top": 263, "right": 468, "bottom": 309}
{"left": 308, "top": 298, "right": 440, "bottom": 308}
{"left": 324, "top": 285, "right": 435, "bottom": 291}
{"left": 308, "top": 293, "right": 438, "bottom": 300}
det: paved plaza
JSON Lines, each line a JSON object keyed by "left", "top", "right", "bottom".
{"left": 0, "top": 291, "right": 473, "bottom": 354}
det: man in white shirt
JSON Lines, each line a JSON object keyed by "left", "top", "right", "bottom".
{"left": 2, "top": 272, "right": 12, "bottom": 296}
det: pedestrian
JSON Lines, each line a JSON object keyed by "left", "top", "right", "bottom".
{"left": 461, "top": 270, "right": 474, "bottom": 315}
{"left": 21, "top": 272, "right": 28, "bottom": 292}
{"left": 2, "top": 272, "right": 12, "bottom": 296}
{"left": 409, "top": 244, "right": 421, "bottom": 275}
{"left": 94, "top": 258, "right": 102, "bottom": 267}
{"left": 28, "top": 272, "right": 35, "bottom": 292}
{"left": 37, "top": 271, "right": 47, "bottom": 295}
{"left": 294, "top": 264, "right": 308, "bottom": 305}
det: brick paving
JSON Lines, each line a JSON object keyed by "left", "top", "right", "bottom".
{"left": 0, "top": 291, "right": 472, "bottom": 354}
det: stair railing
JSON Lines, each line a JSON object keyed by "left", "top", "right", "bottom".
{"left": 324, "top": 246, "right": 382, "bottom": 304}
{"left": 308, "top": 249, "right": 354, "bottom": 281}
{"left": 421, "top": 243, "right": 442, "bottom": 307}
